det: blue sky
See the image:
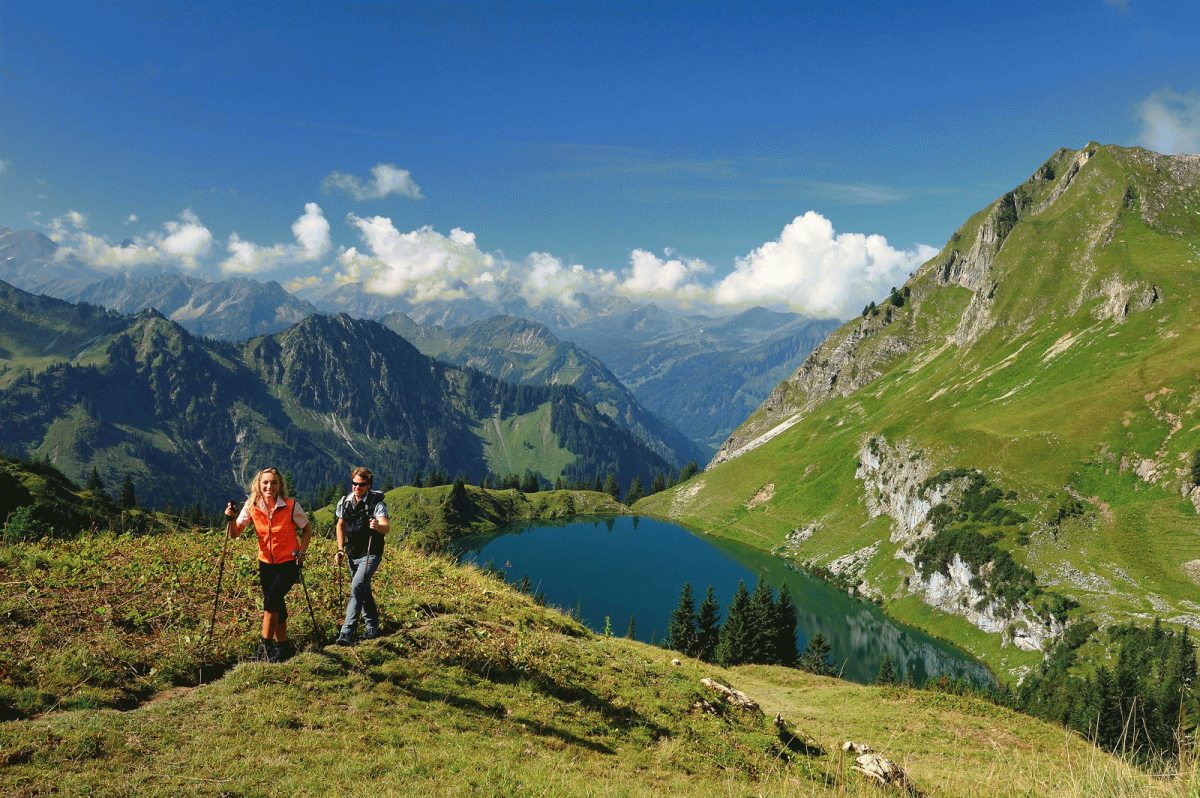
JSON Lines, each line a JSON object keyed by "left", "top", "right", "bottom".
{"left": 1, "top": 0, "right": 1198, "bottom": 317}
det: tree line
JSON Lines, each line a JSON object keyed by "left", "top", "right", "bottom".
{"left": 663, "top": 578, "right": 837, "bottom": 675}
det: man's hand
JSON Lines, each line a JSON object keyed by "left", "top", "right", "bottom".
{"left": 335, "top": 549, "right": 346, "bottom": 565}
{"left": 294, "top": 549, "right": 305, "bottom": 566}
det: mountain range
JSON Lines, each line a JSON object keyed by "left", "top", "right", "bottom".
{"left": 0, "top": 225, "right": 837, "bottom": 458}
{"left": 0, "top": 282, "right": 670, "bottom": 508}
{"left": 381, "top": 312, "right": 706, "bottom": 468}
{"left": 643, "top": 143, "right": 1200, "bottom": 681}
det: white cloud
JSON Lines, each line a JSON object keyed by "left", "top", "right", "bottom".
{"left": 125, "top": 214, "right": 139, "bottom": 225}
{"left": 49, "top": 209, "right": 214, "bottom": 272}
{"left": 712, "top": 211, "right": 936, "bottom": 317}
{"left": 220, "top": 203, "right": 332, "bottom": 274}
{"left": 160, "top": 209, "right": 215, "bottom": 269}
{"left": 0, "top": 159, "right": 8, "bottom": 177}
{"left": 322, "top": 163, "right": 424, "bottom": 201}
{"left": 292, "top": 202, "right": 332, "bottom": 260}
{"left": 337, "top": 215, "right": 493, "bottom": 301}
{"left": 621, "top": 248, "right": 711, "bottom": 298}
{"left": 322, "top": 210, "right": 931, "bottom": 319}
{"left": 1135, "top": 89, "right": 1200, "bottom": 155}
{"left": 333, "top": 215, "right": 624, "bottom": 308}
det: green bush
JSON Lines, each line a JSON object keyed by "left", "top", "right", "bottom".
{"left": 3, "top": 505, "right": 53, "bottom": 543}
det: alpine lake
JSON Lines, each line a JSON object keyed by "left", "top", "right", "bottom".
{"left": 455, "top": 515, "right": 993, "bottom": 686}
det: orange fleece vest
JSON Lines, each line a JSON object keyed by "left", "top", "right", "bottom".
{"left": 248, "top": 498, "right": 301, "bottom": 564}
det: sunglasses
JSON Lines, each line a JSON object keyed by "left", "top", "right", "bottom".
{"left": 351, "top": 481, "right": 371, "bottom": 487}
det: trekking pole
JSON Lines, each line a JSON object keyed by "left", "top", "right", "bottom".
{"left": 297, "top": 558, "right": 323, "bottom": 646}
{"left": 206, "top": 502, "right": 235, "bottom": 642}
{"left": 335, "top": 552, "right": 344, "bottom": 608}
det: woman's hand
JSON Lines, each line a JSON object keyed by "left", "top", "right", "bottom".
{"left": 224, "top": 501, "right": 240, "bottom": 538}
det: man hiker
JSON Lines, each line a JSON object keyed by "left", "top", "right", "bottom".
{"left": 225, "top": 466, "right": 312, "bottom": 662}
{"left": 334, "top": 466, "right": 390, "bottom": 645}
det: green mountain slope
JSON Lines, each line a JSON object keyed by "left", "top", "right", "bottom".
{"left": 383, "top": 312, "right": 707, "bottom": 468}
{"left": 641, "top": 144, "right": 1200, "bottom": 680}
{"left": 0, "top": 292, "right": 670, "bottom": 509}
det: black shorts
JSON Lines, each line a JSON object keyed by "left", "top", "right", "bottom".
{"left": 258, "top": 560, "right": 300, "bottom": 618}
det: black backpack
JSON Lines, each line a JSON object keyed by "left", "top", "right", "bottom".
{"left": 342, "top": 490, "right": 386, "bottom": 557}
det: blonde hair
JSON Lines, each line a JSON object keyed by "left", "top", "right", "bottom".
{"left": 248, "top": 467, "right": 289, "bottom": 505}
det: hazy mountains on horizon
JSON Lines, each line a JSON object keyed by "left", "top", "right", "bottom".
{"left": 0, "top": 280, "right": 672, "bottom": 509}
{"left": 1, "top": 224, "right": 842, "bottom": 454}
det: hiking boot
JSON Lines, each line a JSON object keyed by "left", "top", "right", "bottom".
{"left": 361, "top": 624, "right": 380, "bottom": 641}
{"left": 334, "top": 629, "right": 353, "bottom": 646}
{"left": 276, "top": 640, "right": 296, "bottom": 661}
{"left": 252, "top": 639, "right": 276, "bottom": 662}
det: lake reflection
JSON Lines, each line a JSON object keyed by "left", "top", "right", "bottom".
{"left": 455, "top": 515, "right": 993, "bottom": 686}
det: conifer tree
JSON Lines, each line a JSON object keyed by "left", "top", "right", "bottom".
{"left": 623, "top": 475, "right": 644, "bottom": 505}
{"left": 798, "top": 632, "right": 833, "bottom": 676}
{"left": 774, "top": 582, "right": 798, "bottom": 667}
{"left": 747, "top": 577, "right": 777, "bottom": 664}
{"left": 650, "top": 472, "right": 667, "bottom": 494}
{"left": 715, "top": 581, "right": 752, "bottom": 666}
{"left": 86, "top": 466, "right": 106, "bottom": 498}
{"left": 876, "top": 655, "right": 897, "bottom": 685}
{"left": 666, "top": 582, "right": 698, "bottom": 656}
{"left": 625, "top": 614, "right": 637, "bottom": 640}
{"left": 1093, "top": 666, "right": 1122, "bottom": 751}
{"left": 695, "top": 585, "right": 721, "bottom": 663}
{"left": 602, "top": 473, "right": 620, "bottom": 499}
{"left": 120, "top": 475, "right": 137, "bottom": 510}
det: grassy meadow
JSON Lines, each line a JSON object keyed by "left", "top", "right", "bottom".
{"left": 0, "top": 527, "right": 1185, "bottom": 797}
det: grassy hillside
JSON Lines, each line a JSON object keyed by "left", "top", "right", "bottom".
{"left": 640, "top": 145, "right": 1200, "bottom": 682}
{"left": 475, "top": 402, "right": 577, "bottom": 479}
{"left": 0, "top": 528, "right": 1176, "bottom": 797}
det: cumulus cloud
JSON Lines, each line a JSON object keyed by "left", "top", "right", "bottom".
{"left": 712, "top": 211, "right": 936, "bottom": 317}
{"left": 621, "top": 248, "right": 711, "bottom": 298}
{"left": 332, "top": 214, "right": 626, "bottom": 308}
{"left": 322, "top": 163, "right": 424, "bottom": 201}
{"left": 325, "top": 210, "right": 930, "bottom": 319}
{"left": 125, "top": 214, "right": 139, "bottom": 225}
{"left": 336, "top": 215, "right": 494, "bottom": 302}
{"left": 160, "top": 210, "right": 216, "bottom": 268}
{"left": 220, "top": 203, "right": 332, "bottom": 274}
{"left": 1135, "top": 89, "right": 1200, "bottom": 155}
{"left": 49, "top": 209, "right": 214, "bottom": 271}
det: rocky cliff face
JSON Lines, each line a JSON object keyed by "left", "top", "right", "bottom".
{"left": 855, "top": 436, "right": 1063, "bottom": 652}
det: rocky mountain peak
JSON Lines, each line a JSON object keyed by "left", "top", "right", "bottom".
{"left": 714, "top": 143, "right": 1192, "bottom": 466}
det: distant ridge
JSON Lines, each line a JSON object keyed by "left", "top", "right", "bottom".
{"left": 644, "top": 143, "right": 1200, "bottom": 681}
{"left": 0, "top": 284, "right": 670, "bottom": 508}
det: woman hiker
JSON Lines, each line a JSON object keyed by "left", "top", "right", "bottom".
{"left": 224, "top": 466, "right": 312, "bottom": 662}
{"left": 334, "top": 466, "right": 390, "bottom": 645}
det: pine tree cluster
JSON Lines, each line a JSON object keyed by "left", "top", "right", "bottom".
{"left": 1018, "top": 618, "right": 1198, "bottom": 762}
{"left": 665, "top": 578, "right": 801, "bottom": 668}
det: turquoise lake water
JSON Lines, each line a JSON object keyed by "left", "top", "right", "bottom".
{"left": 455, "top": 515, "right": 993, "bottom": 686}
